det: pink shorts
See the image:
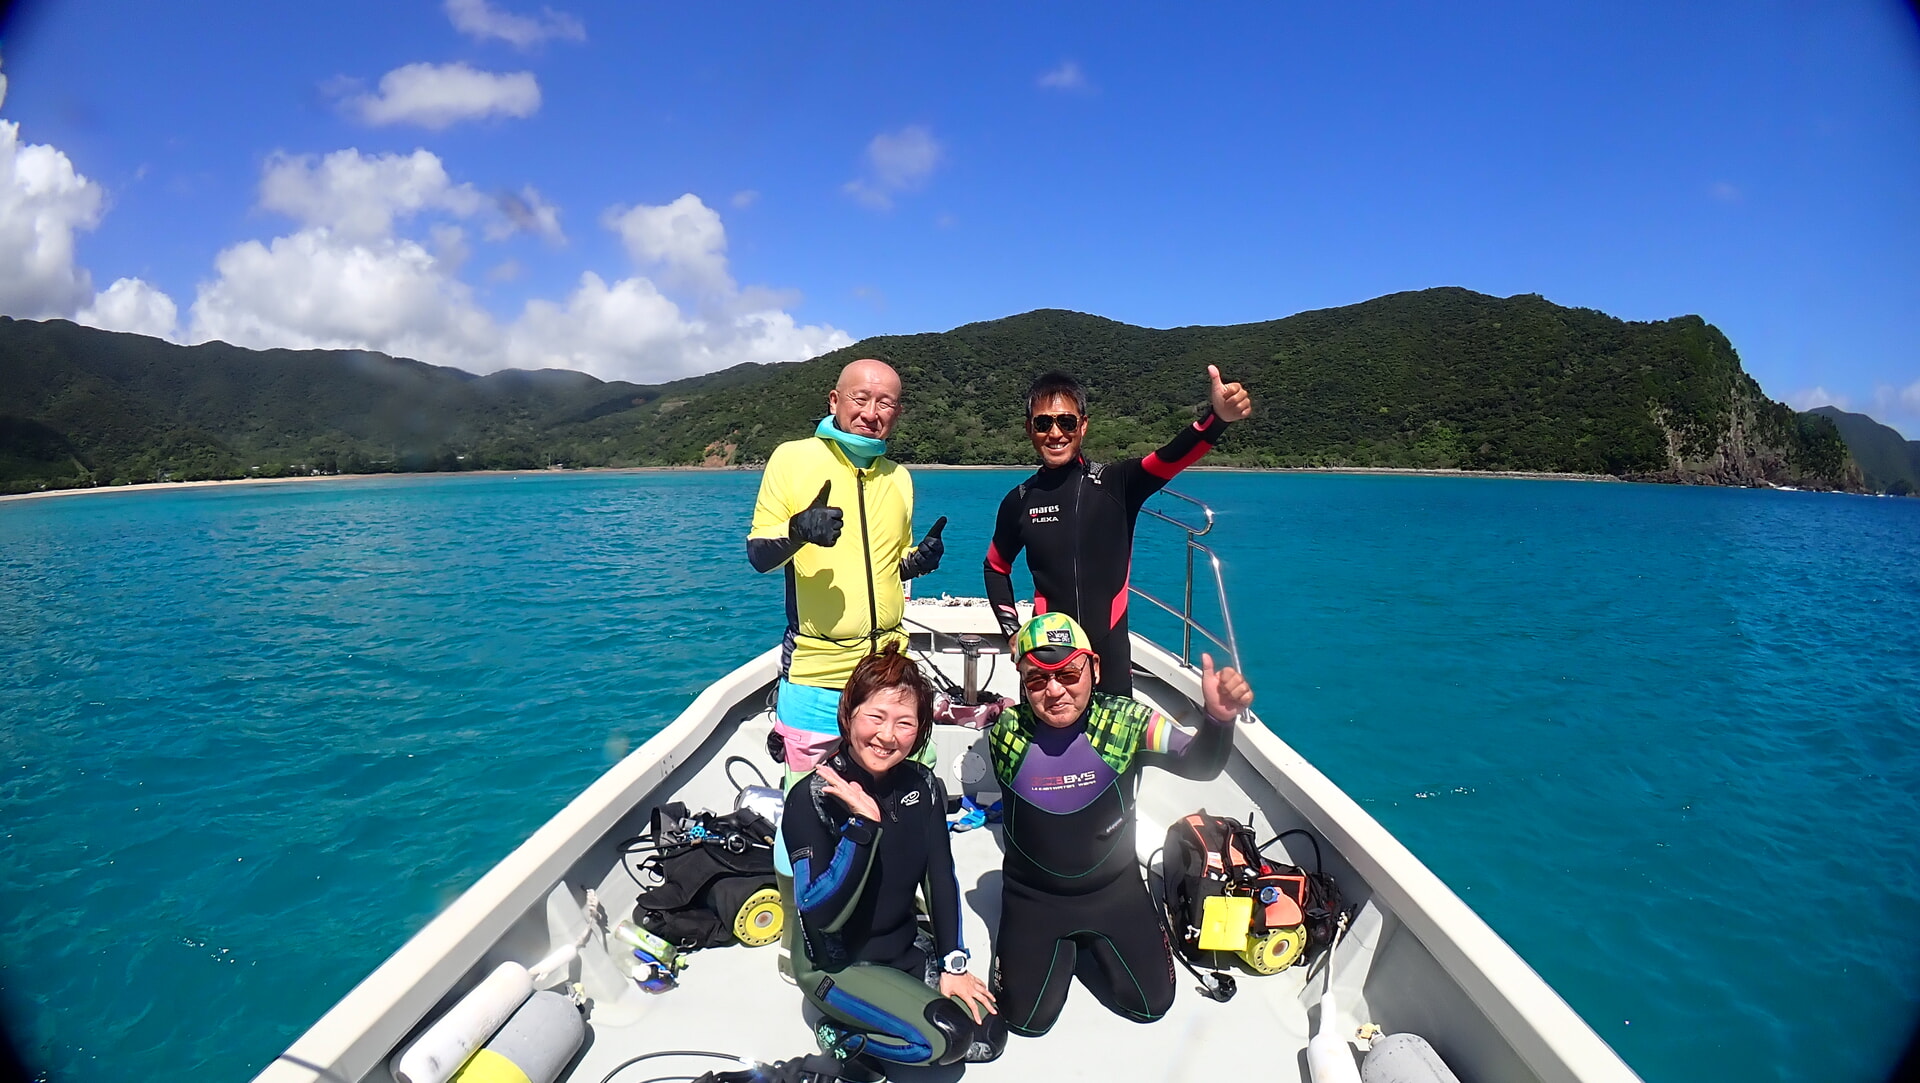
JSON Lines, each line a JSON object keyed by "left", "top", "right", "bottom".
{"left": 771, "top": 719, "right": 842, "bottom": 773}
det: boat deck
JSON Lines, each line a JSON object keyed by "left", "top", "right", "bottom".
{"left": 561, "top": 616, "right": 1331, "bottom": 1082}
{"left": 279, "top": 599, "right": 1637, "bottom": 1083}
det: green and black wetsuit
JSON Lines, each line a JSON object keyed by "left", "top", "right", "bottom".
{"left": 987, "top": 693, "right": 1233, "bottom": 1034}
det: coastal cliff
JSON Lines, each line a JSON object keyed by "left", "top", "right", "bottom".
{"left": 1640, "top": 369, "right": 1859, "bottom": 490}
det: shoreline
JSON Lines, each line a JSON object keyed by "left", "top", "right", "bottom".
{"left": 0, "top": 463, "right": 1645, "bottom": 505}
{"left": 25, "top": 461, "right": 1902, "bottom": 504}
{"left": 0, "top": 465, "right": 731, "bottom": 505}
{"left": 1215, "top": 465, "right": 1624, "bottom": 482}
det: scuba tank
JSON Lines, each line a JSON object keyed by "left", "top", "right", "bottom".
{"left": 1361, "top": 1033, "right": 1462, "bottom": 1083}
{"left": 727, "top": 755, "right": 785, "bottom": 826}
{"left": 448, "top": 991, "right": 585, "bottom": 1083}
{"left": 390, "top": 962, "right": 535, "bottom": 1083}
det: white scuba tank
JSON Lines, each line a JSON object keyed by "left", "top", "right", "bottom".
{"left": 389, "top": 962, "right": 535, "bottom": 1083}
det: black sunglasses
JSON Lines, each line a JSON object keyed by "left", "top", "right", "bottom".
{"left": 1030, "top": 413, "right": 1082, "bottom": 434}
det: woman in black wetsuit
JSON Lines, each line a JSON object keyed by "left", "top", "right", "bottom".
{"left": 779, "top": 645, "right": 1005, "bottom": 1078}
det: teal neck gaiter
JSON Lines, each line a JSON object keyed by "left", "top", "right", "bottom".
{"left": 816, "top": 416, "right": 887, "bottom": 469}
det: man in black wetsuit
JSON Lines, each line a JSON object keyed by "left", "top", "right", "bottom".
{"left": 987, "top": 611, "right": 1255, "bottom": 1035}
{"left": 984, "top": 367, "right": 1253, "bottom": 694}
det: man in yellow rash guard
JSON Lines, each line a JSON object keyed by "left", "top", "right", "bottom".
{"left": 748, "top": 358, "right": 948, "bottom": 777}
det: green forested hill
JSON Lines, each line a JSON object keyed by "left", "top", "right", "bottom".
{"left": 0, "top": 289, "right": 1862, "bottom": 494}
{"left": 1809, "top": 407, "right": 1920, "bottom": 494}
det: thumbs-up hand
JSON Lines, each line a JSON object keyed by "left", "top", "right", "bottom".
{"left": 788, "top": 480, "right": 844, "bottom": 547}
{"left": 913, "top": 515, "right": 948, "bottom": 572}
{"left": 1207, "top": 364, "right": 1253, "bottom": 423}
{"left": 1200, "top": 652, "right": 1254, "bottom": 723}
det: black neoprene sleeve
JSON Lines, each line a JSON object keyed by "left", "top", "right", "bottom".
{"left": 983, "top": 488, "right": 1025, "bottom": 638}
{"left": 1136, "top": 713, "right": 1235, "bottom": 781}
{"left": 921, "top": 793, "right": 964, "bottom": 957}
{"left": 747, "top": 534, "right": 804, "bottom": 573}
{"left": 1120, "top": 410, "right": 1230, "bottom": 509}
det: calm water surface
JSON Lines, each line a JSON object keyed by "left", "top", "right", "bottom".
{"left": 1, "top": 471, "right": 1915, "bottom": 1082}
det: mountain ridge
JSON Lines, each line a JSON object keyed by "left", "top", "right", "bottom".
{"left": 0, "top": 289, "right": 1865, "bottom": 494}
{"left": 1809, "top": 406, "right": 1920, "bottom": 494}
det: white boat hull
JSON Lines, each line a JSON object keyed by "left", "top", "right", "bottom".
{"left": 256, "top": 599, "right": 1640, "bottom": 1083}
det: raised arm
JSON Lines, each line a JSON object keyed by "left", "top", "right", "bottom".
{"left": 898, "top": 516, "right": 947, "bottom": 581}
{"left": 1134, "top": 704, "right": 1235, "bottom": 780}
{"left": 1122, "top": 366, "right": 1252, "bottom": 506}
{"left": 1136, "top": 653, "right": 1254, "bottom": 781}
{"left": 1122, "top": 411, "right": 1229, "bottom": 506}
{"left": 983, "top": 489, "right": 1026, "bottom": 639}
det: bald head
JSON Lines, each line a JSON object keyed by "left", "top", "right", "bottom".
{"left": 829, "top": 358, "right": 903, "bottom": 440}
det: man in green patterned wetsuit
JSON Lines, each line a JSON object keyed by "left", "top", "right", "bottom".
{"left": 988, "top": 612, "right": 1255, "bottom": 1035}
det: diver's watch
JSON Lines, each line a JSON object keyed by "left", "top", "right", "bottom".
{"left": 942, "top": 949, "right": 970, "bottom": 975}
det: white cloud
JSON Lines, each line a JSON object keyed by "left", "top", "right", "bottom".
{"left": 445, "top": 0, "right": 585, "bottom": 48}
{"left": 429, "top": 223, "right": 471, "bottom": 271}
{"left": 1038, "top": 60, "right": 1090, "bottom": 92}
{"left": 189, "top": 159, "right": 849, "bottom": 383}
{"left": 1871, "top": 380, "right": 1920, "bottom": 429}
{"left": 603, "top": 193, "right": 732, "bottom": 295}
{"left": 1786, "top": 386, "right": 1847, "bottom": 412}
{"left": 504, "top": 271, "right": 692, "bottom": 373}
{"left": 868, "top": 126, "right": 942, "bottom": 189}
{"left": 731, "top": 189, "right": 759, "bottom": 209}
{"left": 260, "top": 149, "right": 486, "bottom": 240}
{"left": 491, "top": 184, "right": 564, "bottom": 243}
{"left": 78, "top": 277, "right": 179, "bottom": 340}
{"left": 1709, "top": 181, "right": 1741, "bottom": 204}
{"left": 501, "top": 272, "right": 851, "bottom": 383}
{"left": 188, "top": 228, "right": 496, "bottom": 363}
{"left": 844, "top": 125, "right": 943, "bottom": 211}
{"left": 0, "top": 116, "right": 103, "bottom": 317}
{"left": 348, "top": 63, "right": 540, "bottom": 129}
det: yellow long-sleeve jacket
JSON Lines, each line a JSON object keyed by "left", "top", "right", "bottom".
{"left": 747, "top": 436, "right": 921, "bottom": 689}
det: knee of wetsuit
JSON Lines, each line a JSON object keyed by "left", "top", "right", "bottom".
{"left": 970, "top": 1012, "right": 1009, "bottom": 1063}
{"left": 922, "top": 997, "right": 976, "bottom": 1066}
{"left": 1140, "top": 985, "right": 1173, "bottom": 1022}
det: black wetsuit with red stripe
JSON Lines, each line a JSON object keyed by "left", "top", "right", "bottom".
{"left": 984, "top": 411, "right": 1229, "bottom": 695}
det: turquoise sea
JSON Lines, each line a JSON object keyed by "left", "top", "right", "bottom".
{"left": 2, "top": 471, "right": 1916, "bottom": 1083}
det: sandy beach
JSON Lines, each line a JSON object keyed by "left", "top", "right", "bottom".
{"left": 0, "top": 466, "right": 723, "bottom": 505}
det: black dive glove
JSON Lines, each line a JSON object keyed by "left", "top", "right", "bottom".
{"left": 788, "top": 481, "right": 844, "bottom": 547}
{"left": 900, "top": 516, "right": 947, "bottom": 579}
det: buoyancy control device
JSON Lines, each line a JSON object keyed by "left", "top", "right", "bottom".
{"left": 625, "top": 801, "right": 782, "bottom": 951}
{"left": 1162, "top": 810, "right": 1343, "bottom": 975}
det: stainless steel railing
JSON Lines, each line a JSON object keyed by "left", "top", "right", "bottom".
{"left": 1130, "top": 487, "right": 1242, "bottom": 672}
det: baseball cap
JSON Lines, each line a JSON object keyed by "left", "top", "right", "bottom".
{"left": 1012, "top": 612, "right": 1095, "bottom": 670}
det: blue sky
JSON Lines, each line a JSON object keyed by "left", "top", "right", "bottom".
{"left": 2, "top": 1, "right": 1916, "bottom": 434}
